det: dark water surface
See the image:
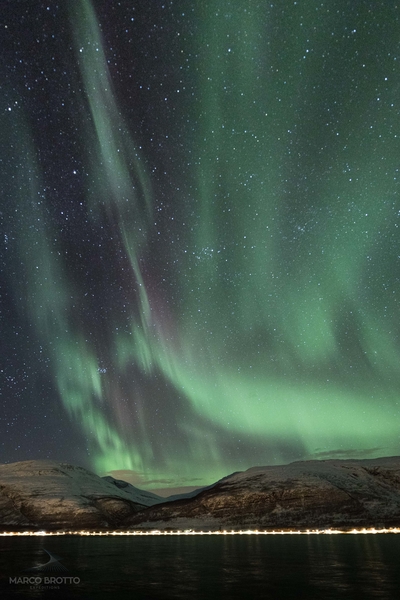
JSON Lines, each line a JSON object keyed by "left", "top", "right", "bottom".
{"left": 0, "top": 534, "right": 399, "bottom": 599}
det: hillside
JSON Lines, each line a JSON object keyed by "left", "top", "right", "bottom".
{"left": 2, "top": 457, "right": 400, "bottom": 531}
{"left": 127, "top": 456, "right": 400, "bottom": 530}
{"left": 0, "top": 460, "right": 147, "bottom": 529}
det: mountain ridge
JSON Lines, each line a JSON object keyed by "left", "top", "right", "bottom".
{"left": 0, "top": 460, "right": 146, "bottom": 529}
{"left": 1, "top": 457, "right": 400, "bottom": 530}
{"left": 127, "top": 456, "right": 400, "bottom": 530}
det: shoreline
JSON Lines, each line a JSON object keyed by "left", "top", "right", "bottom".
{"left": 1, "top": 527, "right": 400, "bottom": 536}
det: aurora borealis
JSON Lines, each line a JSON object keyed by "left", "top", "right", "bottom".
{"left": 1, "top": 1, "right": 400, "bottom": 493}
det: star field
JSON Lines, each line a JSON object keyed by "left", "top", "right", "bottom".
{"left": 1, "top": 0, "right": 400, "bottom": 491}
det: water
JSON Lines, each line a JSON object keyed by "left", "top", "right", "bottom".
{"left": 0, "top": 534, "right": 399, "bottom": 599}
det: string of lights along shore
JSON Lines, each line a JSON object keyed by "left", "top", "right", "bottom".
{"left": 1, "top": 0, "right": 400, "bottom": 492}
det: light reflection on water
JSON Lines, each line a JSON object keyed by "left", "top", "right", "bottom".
{"left": 304, "top": 533, "right": 395, "bottom": 598}
{"left": 0, "top": 534, "right": 399, "bottom": 599}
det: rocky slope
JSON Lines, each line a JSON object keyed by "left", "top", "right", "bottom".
{"left": 127, "top": 456, "right": 400, "bottom": 530}
{"left": 0, "top": 461, "right": 148, "bottom": 529}
{"left": 101, "top": 476, "right": 164, "bottom": 506}
{"left": 2, "top": 457, "right": 400, "bottom": 531}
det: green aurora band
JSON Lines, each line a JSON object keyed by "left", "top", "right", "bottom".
{"left": 7, "top": 0, "right": 400, "bottom": 488}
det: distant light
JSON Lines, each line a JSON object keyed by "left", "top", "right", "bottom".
{"left": 1, "top": 528, "right": 399, "bottom": 537}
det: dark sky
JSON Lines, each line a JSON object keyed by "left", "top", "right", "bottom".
{"left": 1, "top": 0, "right": 400, "bottom": 492}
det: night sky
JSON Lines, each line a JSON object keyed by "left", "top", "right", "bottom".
{"left": 1, "top": 0, "right": 400, "bottom": 493}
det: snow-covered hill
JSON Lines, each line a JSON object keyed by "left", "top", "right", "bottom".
{"left": 0, "top": 460, "right": 147, "bottom": 529}
{"left": 101, "top": 476, "right": 164, "bottom": 506}
{"left": 127, "top": 456, "right": 400, "bottom": 530}
{"left": 2, "top": 457, "right": 400, "bottom": 531}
